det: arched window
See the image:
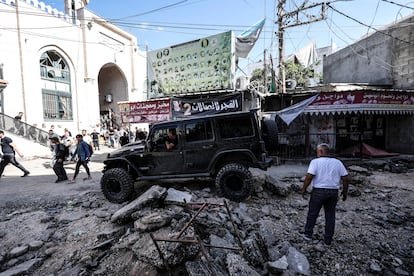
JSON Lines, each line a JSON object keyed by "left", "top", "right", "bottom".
{"left": 40, "top": 50, "right": 72, "bottom": 120}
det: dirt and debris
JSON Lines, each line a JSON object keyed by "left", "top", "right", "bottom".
{"left": 0, "top": 156, "right": 413, "bottom": 275}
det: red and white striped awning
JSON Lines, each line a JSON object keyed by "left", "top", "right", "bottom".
{"left": 304, "top": 103, "right": 414, "bottom": 115}
{"left": 303, "top": 91, "right": 414, "bottom": 115}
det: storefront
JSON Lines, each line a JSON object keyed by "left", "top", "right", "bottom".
{"left": 270, "top": 89, "right": 414, "bottom": 158}
{"left": 304, "top": 90, "right": 414, "bottom": 155}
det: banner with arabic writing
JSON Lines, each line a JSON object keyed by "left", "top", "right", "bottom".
{"left": 119, "top": 99, "right": 171, "bottom": 123}
{"left": 172, "top": 93, "right": 242, "bottom": 118}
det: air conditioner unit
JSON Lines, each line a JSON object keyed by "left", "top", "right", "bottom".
{"left": 236, "top": 77, "right": 250, "bottom": 90}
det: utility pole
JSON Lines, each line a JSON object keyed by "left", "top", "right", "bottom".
{"left": 263, "top": 49, "right": 267, "bottom": 93}
{"left": 277, "top": 0, "right": 286, "bottom": 105}
{"left": 146, "top": 45, "right": 150, "bottom": 100}
{"left": 277, "top": 1, "right": 327, "bottom": 101}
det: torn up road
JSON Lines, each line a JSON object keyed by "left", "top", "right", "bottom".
{"left": 0, "top": 153, "right": 413, "bottom": 275}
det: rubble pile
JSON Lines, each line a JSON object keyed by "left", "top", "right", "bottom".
{"left": 0, "top": 164, "right": 413, "bottom": 275}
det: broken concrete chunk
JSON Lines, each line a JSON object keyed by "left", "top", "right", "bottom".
{"left": 111, "top": 186, "right": 167, "bottom": 224}
{"left": 165, "top": 188, "right": 192, "bottom": 204}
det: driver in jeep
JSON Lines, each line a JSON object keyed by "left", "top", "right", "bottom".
{"left": 165, "top": 128, "right": 178, "bottom": 150}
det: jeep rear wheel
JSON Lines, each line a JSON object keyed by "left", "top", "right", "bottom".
{"left": 101, "top": 168, "right": 135, "bottom": 203}
{"left": 215, "top": 163, "right": 254, "bottom": 202}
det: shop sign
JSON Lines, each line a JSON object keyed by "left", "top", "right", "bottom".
{"left": 119, "top": 99, "right": 171, "bottom": 123}
{"left": 305, "top": 91, "right": 414, "bottom": 115}
{"left": 172, "top": 93, "right": 242, "bottom": 118}
{"left": 311, "top": 91, "right": 414, "bottom": 105}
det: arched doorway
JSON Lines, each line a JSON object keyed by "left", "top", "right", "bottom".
{"left": 98, "top": 63, "right": 128, "bottom": 130}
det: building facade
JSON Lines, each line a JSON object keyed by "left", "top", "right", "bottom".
{"left": 320, "top": 13, "right": 414, "bottom": 154}
{"left": 263, "top": 13, "right": 414, "bottom": 158}
{"left": 323, "top": 13, "right": 414, "bottom": 89}
{"left": 0, "top": 0, "right": 147, "bottom": 135}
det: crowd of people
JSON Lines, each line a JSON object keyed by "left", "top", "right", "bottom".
{"left": 0, "top": 112, "right": 149, "bottom": 184}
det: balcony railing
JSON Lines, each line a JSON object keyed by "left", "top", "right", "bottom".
{"left": 0, "top": 113, "right": 50, "bottom": 147}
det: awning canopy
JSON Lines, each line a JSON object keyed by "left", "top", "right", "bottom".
{"left": 303, "top": 91, "right": 414, "bottom": 116}
{"left": 304, "top": 104, "right": 414, "bottom": 115}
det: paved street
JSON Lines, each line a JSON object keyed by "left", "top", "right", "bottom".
{"left": 0, "top": 145, "right": 309, "bottom": 207}
{"left": 0, "top": 146, "right": 115, "bottom": 206}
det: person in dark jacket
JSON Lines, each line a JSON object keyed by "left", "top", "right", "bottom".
{"left": 50, "top": 137, "right": 68, "bottom": 183}
{"left": 69, "top": 134, "right": 91, "bottom": 183}
{"left": 119, "top": 131, "right": 129, "bottom": 146}
{"left": 0, "top": 130, "right": 30, "bottom": 178}
{"left": 13, "top": 112, "right": 24, "bottom": 135}
{"left": 90, "top": 129, "right": 100, "bottom": 151}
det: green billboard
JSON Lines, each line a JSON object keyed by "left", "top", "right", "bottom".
{"left": 148, "top": 31, "right": 234, "bottom": 98}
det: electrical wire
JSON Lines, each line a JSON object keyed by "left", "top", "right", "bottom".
{"left": 327, "top": 3, "right": 414, "bottom": 46}
{"left": 380, "top": 0, "right": 414, "bottom": 10}
{"left": 324, "top": 18, "right": 409, "bottom": 78}
{"left": 113, "top": 0, "right": 188, "bottom": 20}
{"left": 366, "top": 0, "right": 381, "bottom": 35}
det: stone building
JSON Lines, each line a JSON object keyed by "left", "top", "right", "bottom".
{"left": 320, "top": 13, "right": 414, "bottom": 154}
{"left": 0, "top": 0, "right": 147, "bottom": 135}
{"left": 264, "top": 13, "right": 414, "bottom": 158}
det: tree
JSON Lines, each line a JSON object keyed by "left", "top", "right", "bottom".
{"left": 284, "top": 60, "right": 321, "bottom": 87}
{"left": 250, "top": 68, "right": 264, "bottom": 82}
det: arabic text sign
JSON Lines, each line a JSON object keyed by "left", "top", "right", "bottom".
{"left": 172, "top": 93, "right": 242, "bottom": 118}
{"left": 311, "top": 91, "right": 414, "bottom": 105}
{"left": 119, "top": 99, "right": 171, "bottom": 123}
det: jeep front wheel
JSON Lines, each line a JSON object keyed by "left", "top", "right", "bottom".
{"left": 215, "top": 163, "right": 254, "bottom": 202}
{"left": 101, "top": 168, "right": 135, "bottom": 203}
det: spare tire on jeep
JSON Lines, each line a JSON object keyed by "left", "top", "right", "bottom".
{"left": 215, "top": 163, "right": 254, "bottom": 202}
{"left": 262, "top": 118, "right": 278, "bottom": 150}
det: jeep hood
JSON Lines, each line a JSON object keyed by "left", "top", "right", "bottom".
{"left": 107, "top": 143, "right": 145, "bottom": 158}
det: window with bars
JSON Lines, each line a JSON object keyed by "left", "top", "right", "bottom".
{"left": 40, "top": 50, "right": 73, "bottom": 120}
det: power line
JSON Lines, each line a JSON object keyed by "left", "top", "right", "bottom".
{"left": 380, "top": 0, "right": 414, "bottom": 10}
{"left": 366, "top": 0, "right": 381, "bottom": 36}
{"left": 327, "top": 3, "right": 414, "bottom": 46}
{"left": 0, "top": 8, "right": 277, "bottom": 35}
{"left": 0, "top": 25, "right": 75, "bottom": 30}
{"left": 113, "top": 0, "right": 189, "bottom": 20}
{"left": 326, "top": 19, "right": 394, "bottom": 71}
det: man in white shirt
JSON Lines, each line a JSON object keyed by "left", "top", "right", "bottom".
{"left": 81, "top": 129, "right": 94, "bottom": 155}
{"left": 301, "top": 143, "right": 349, "bottom": 245}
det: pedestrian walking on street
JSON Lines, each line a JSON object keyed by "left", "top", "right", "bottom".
{"left": 301, "top": 143, "right": 349, "bottom": 245}
{"left": 0, "top": 130, "right": 30, "bottom": 178}
{"left": 90, "top": 129, "right": 100, "bottom": 151}
{"left": 50, "top": 137, "right": 68, "bottom": 183}
{"left": 13, "top": 112, "right": 24, "bottom": 135}
{"left": 69, "top": 134, "right": 91, "bottom": 183}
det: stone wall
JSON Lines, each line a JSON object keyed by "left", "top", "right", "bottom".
{"left": 323, "top": 15, "right": 414, "bottom": 89}
{"left": 392, "top": 16, "right": 414, "bottom": 89}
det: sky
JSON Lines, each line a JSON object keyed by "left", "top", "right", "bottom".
{"left": 41, "top": 0, "right": 414, "bottom": 73}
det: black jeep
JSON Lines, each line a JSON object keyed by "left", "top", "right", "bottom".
{"left": 100, "top": 110, "right": 274, "bottom": 203}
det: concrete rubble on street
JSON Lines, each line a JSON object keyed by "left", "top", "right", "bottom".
{"left": 0, "top": 145, "right": 413, "bottom": 275}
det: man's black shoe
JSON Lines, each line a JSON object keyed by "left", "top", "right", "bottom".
{"left": 21, "top": 171, "right": 30, "bottom": 177}
{"left": 56, "top": 176, "right": 68, "bottom": 182}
